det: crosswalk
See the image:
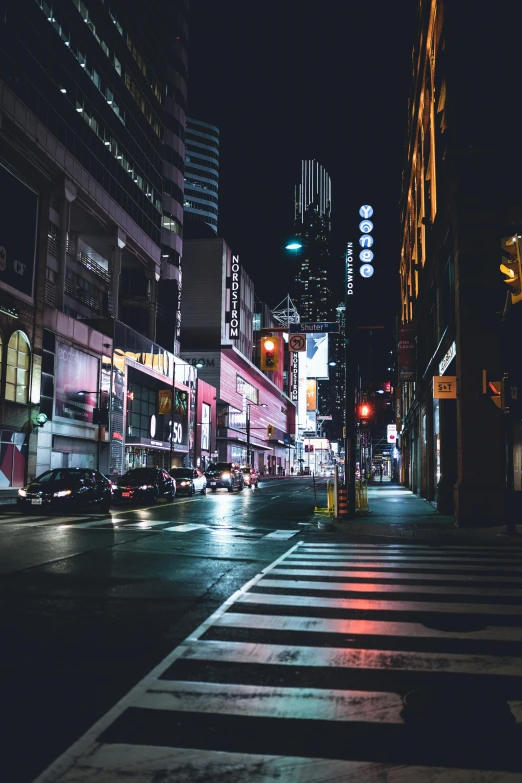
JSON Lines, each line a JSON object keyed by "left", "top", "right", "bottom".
{"left": 0, "top": 510, "right": 301, "bottom": 539}
{"left": 33, "top": 542, "right": 522, "bottom": 782}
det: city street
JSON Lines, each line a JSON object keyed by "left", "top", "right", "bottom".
{"left": 2, "top": 480, "right": 522, "bottom": 782}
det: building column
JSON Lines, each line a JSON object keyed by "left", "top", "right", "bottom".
{"left": 109, "top": 229, "right": 126, "bottom": 320}
{"left": 55, "top": 179, "right": 76, "bottom": 311}
{"left": 147, "top": 271, "right": 157, "bottom": 342}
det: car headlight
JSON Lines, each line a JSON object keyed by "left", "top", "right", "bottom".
{"left": 139, "top": 484, "right": 152, "bottom": 490}
{"left": 179, "top": 481, "right": 189, "bottom": 486}
{"left": 222, "top": 472, "right": 231, "bottom": 478}
{"left": 53, "top": 489, "right": 72, "bottom": 498}
{"left": 18, "top": 488, "right": 27, "bottom": 497}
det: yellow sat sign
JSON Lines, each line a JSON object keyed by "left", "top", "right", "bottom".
{"left": 433, "top": 376, "right": 457, "bottom": 399}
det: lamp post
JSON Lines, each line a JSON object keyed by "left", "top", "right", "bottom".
{"left": 344, "top": 241, "right": 356, "bottom": 517}
{"left": 244, "top": 400, "right": 267, "bottom": 467}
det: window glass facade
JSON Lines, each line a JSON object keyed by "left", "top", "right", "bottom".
{"left": 236, "top": 375, "right": 258, "bottom": 405}
{"left": 6, "top": 331, "right": 30, "bottom": 403}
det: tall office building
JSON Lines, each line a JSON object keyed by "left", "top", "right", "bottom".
{"left": 0, "top": 0, "right": 190, "bottom": 482}
{"left": 293, "top": 159, "right": 333, "bottom": 322}
{"left": 184, "top": 118, "right": 219, "bottom": 234}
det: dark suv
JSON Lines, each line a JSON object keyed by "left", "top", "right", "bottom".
{"left": 205, "top": 462, "right": 244, "bottom": 492}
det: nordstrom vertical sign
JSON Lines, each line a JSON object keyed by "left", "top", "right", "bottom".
{"left": 227, "top": 254, "right": 240, "bottom": 339}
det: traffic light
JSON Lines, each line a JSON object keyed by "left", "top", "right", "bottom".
{"left": 482, "top": 370, "right": 503, "bottom": 409}
{"left": 500, "top": 235, "right": 522, "bottom": 304}
{"left": 304, "top": 444, "right": 309, "bottom": 453}
{"left": 358, "top": 402, "right": 373, "bottom": 426}
{"left": 309, "top": 445, "right": 314, "bottom": 453}
{"left": 267, "top": 424, "right": 274, "bottom": 437}
{"left": 261, "top": 335, "right": 280, "bottom": 371}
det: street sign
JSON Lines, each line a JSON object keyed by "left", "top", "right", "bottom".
{"left": 433, "top": 376, "right": 457, "bottom": 399}
{"left": 289, "top": 322, "right": 340, "bottom": 333}
{"left": 289, "top": 334, "right": 306, "bottom": 352}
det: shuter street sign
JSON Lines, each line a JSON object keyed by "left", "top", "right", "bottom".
{"left": 289, "top": 322, "right": 340, "bottom": 334}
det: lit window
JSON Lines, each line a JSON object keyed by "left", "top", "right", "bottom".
{"left": 6, "top": 331, "right": 30, "bottom": 403}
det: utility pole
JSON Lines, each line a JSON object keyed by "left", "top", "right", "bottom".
{"left": 246, "top": 402, "right": 251, "bottom": 467}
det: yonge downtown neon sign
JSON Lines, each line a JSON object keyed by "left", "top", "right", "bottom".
{"left": 359, "top": 204, "right": 374, "bottom": 279}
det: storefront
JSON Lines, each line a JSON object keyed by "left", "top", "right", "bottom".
{"left": 109, "top": 322, "right": 196, "bottom": 477}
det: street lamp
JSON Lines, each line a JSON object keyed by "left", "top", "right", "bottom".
{"left": 285, "top": 241, "right": 303, "bottom": 252}
{"left": 246, "top": 401, "right": 267, "bottom": 468}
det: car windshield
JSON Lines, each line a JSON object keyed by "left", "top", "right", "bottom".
{"left": 171, "top": 469, "right": 192, "bottom": 478}
{"left": 123, "top": 469, "right": 156, "bottom": 480}
{"left": 210, "top": 463, "right": 232, "bottom": 472}
{"left": 36, "top": 469, "right": 92, "bottom": 483}
{"left": 242, "top": 469, "right": 251, "bottom": 474}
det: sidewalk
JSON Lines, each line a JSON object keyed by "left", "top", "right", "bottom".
{"left": 328, "top": 481, "right": 522, "bottom": 546}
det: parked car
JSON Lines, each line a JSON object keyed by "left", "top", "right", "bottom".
{"left": 205, "top": 462, "right": 244, "bottom": 492}
{"left": 17, "top": 468, "right": 112, "bottom": 514}
{"left": 170, "top": 467, "right": 207, "bottom": 496}
{"left": 114, "top": 467, "right": 175, "bottom": 504}
{"left": 241, "top": 467, "right": 259, "bottom": 487}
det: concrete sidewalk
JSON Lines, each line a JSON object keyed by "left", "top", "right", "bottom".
{"left": 327, "top": 481, "right": 522, "bottom": 546}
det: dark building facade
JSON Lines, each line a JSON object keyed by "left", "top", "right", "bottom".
{"left": 0, "top": 0, "right": 188, "bottom": 484}
{"left": 184, "top": 117, "right": 219, "bottom": 234}
{"left": 397, "top": 0, "right": 522, "bottom": 525}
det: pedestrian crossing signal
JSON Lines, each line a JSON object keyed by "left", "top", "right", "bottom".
{"left": 267, "top": 424, "right": 274, "bottom": 437}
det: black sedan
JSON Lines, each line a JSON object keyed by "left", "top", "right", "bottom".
{"left": 170, "top": 467, "right": 207, "bottom": 496}
{"left": 17, "top": 468, "right": 112, "bottom": 514}
{"left": 114, "top": 468, "right": 175, "bottom": 504}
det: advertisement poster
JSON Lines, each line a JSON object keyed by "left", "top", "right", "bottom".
{"left": 201, "top": 403, "right": 210, "bottom": 451}
{"left": 398, "top": 327, "right": 416, "bottom": 381}
{"left": 55, "top": 343, "right": 99, "bottom": 423}
{"left": 306, "top": 379, "right": 317, "bottom": 411}
{"left": 306, "top": 333, "right": 329, "bottom": 379}
{"left": 0, "top": 164, "right": 38, "bottom": 300}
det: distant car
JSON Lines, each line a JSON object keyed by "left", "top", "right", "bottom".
{"left": 205, "top": 462, "right": 244, "bottom": 492}
{"left": 17, "top": 468, "right": 112, "bottom": 514}
{"left": 241, "top": 467, "right": 259, "bottom": 487}
{"left": 170, "top": 467, "right": 207, "bottom": 496}
{"left": 114, "top": 468, "right": 175, "bottom": 504}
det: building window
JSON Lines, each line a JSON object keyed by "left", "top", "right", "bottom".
{"left": 6, "top": 331, "right": 30, "bottom": 403}
{"left": 236, "top": 375, "right": 258, "bottom": 405}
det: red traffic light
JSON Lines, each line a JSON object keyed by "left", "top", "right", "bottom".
{"left": 261, "top": 335, "right": 280, "bottom": 371}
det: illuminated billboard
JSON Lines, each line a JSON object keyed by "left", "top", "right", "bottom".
{"left": 306, "top": 333, "right": 329, "bottom": 379}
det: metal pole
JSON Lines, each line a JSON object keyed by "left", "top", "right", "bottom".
{"left": 246, "top": 403, "right": 251, "bottom": 467}
{"left": 96, "top": 390, "right": 100, "bottom": 472}
{"left": 170, "top": 360, "right": 175, "bottom": 471}
{"left": 334, "top": 463, "right": 339, "bottom": 517}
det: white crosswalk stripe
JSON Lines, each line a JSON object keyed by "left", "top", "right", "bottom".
{"left": 32, "top": 541, "right": 522, "bottom": 782}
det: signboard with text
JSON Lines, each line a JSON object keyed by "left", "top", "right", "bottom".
{"left": 55, "top": 343, "right": 99, "bottom": 423}
{"left": 433, "top": 376, "right": 457, "bottom": 399}
{"left": 290, "top": 322, "right": 339, "bottom": 333}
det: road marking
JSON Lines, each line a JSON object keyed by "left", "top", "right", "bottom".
{"left": 284, "top": 559, "right": 522, "bottom": 573}
{"left": 142, "top": 679, "right": 404, "bottom": 723}
{"left": 264, "top": 530, "right": 298, "bottom": 540}
{"left": 215, "top": 612, "right": 522, "bottom": 642}
{"left": 180, "top": 638, "right": 522, "bottom": 676}
{"left": 271, "top": 567, "right": 522, "bottom": 583}
{"left": 270, "top": 495, "right": 280, "bottom": 500}
{"left": 256, "top": 577, "right": 522, "bottom": 598}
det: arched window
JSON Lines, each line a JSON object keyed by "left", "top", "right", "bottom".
{"left": 6, "top": 331, "right": 30, "bottom": 403}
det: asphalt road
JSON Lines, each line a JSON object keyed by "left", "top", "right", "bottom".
{"left": 0, "top": 476, "right": 325, "bottom": 783}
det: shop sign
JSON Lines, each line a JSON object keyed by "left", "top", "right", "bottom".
{"left": 387, "top": 424, "right": 397, "bottom": 443}
{"left": 433, "top": 376, "right": 457, "bottom": 399}
{"left": 346, "top": 242, "right": 354, "bottom": 296}
{"left": 291, "top": 352, "right": 299, "bottom": 402}
{"left": 439, "top": 341, "right": 456, "bottom": 376}
{"left": 359, "top": 205, "right": 374, "bottom": 280}
{"left": 398, "top": 326, "right": 415, "bottom": 381}
{"left": 227, "top": 254, "right": 240, "bottom": 339}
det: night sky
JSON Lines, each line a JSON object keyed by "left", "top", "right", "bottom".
{"left": 188, "top": 0, "right": 417, "bottom": 335}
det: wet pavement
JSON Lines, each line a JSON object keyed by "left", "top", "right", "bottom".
{"left": 2, "top": 478, "right": 522, "bottom": 781}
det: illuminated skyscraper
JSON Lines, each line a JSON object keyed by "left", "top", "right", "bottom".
{"left": 293, "top": 160, "right": 333, "bottom": 322}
